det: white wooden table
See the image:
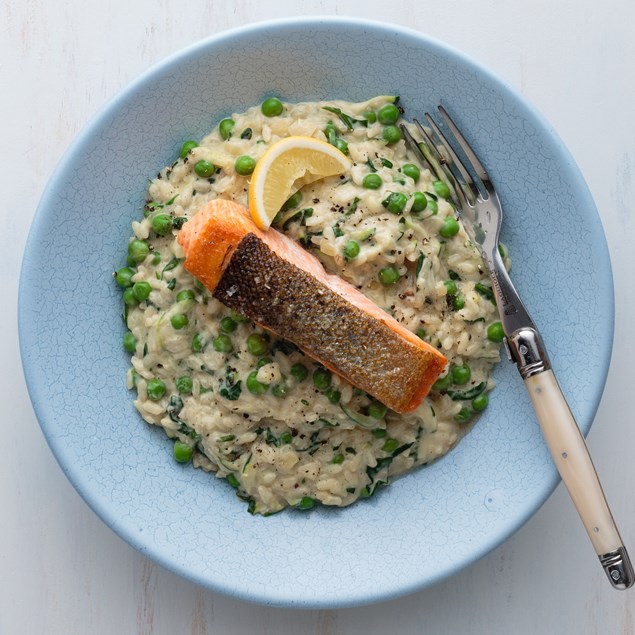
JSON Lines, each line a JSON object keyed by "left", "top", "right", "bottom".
{"left": 3, "top": 1, "right": 634, "bottom": 632}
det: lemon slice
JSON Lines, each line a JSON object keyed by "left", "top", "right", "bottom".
{"left": 248, "top": 136, "right": 351, "bottom": 230}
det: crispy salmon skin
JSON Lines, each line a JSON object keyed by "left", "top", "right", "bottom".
{"left": 177, "top": 199, "right": 447, "bottom": 413}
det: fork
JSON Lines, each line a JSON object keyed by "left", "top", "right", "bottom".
{"left": 402, "top": 106, "right": 634, "bottom": 590}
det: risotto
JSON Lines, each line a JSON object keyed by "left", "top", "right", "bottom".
{"left": 115, "top": 95, "right": 507, "bottom": 515}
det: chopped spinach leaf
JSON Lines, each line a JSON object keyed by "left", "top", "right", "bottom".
{"left": 322, "top": 106, "right": 367, "bottom": 130}
{"left": 161, "top": 257, "right": 181, "bottom": 278}
{"left": 446, "top": 382, "right": 487, "bottom": 401}
{"left": 475, "top": 283, "right": 496, "bottom": 304}
{"left": 219, "top": 365, "right": 242, "bottom": 400}
{"left": 416, "top": 251, "right": 425, "bottom": 279}
{"left": 345, "top": 196, "right": 361, "bottom": 216}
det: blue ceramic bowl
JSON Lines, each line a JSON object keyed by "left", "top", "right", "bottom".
{"left": 19, "top": 17, "right": 612, "bottom": 608}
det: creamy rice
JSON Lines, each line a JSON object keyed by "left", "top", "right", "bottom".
{"left": 117, "top": 96, "right": 506, "bottom": 515}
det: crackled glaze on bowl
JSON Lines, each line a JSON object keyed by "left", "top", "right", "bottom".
{"left": 19, "top": 17, "right": 612, "bottom": 608}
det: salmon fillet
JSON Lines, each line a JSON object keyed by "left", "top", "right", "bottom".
{"left": 177, "top": 199, "right": 447, "bottom": 413}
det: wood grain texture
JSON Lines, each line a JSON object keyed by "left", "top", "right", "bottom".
{"left": 2, "top": 0, "right": 634, "bottom": 633}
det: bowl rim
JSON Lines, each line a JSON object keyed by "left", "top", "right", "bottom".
{"left": 18, "top": 15, "right": 614, "bottom": 608}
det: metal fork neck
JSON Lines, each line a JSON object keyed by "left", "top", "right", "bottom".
{"left": 504, "top": 327, "right": 551, "bottom": 379}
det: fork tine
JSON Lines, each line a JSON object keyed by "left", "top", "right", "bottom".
{"left": 419, "top": 115, "right": 479, "bottom": 207}
{"left": 437, "top": 105, "right": 491, "bottom": 186}
{"left": 411, "top": 120, "right": 463, "bottom": 203}
{"left": 423, "top": 112, "right": 476, "bottom": 193}
{"left": 402, "top": 120, "right": 476, "bottom": 213}
{"left": 401, "top": 123, "right": 460, "bottom": 207}
{"left": 400, "top": 124, "right": 434, "bottom": 172}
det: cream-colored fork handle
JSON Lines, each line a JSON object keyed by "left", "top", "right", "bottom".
{"left": 525, "top": 370, "right": 621, "bottom": 555}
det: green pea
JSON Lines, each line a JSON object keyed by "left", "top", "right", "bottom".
{"left": 472, "top": 393, "right": 489, "bottom": 412}
{"left": 313, "top": 367, "right": 332, "bottom": 391}
{"left": 440, "top": 216, "right": 460, "bottom": 238}
{"left": 498, "top": 243, "right": 508, "bottom": 259}
{"left": 377, "top": 103, "right": 400, "bottom": 125}
{"left": 433, "top": 372, "right": 452, "bottom": 392}
{"left": 325, "top": 388, "right": 341, "bottom": 404}
{"left": 426, "top": 197, "right": 439, "bottom": 214}
{"left": 444, "top": 280, "right": 457, "bottom": 296}
{"left": 296, "top": 496, "right": 315, "bottom": 510}
{"left": 170, "top": 314, "right": 189, "bottom": 330}
{"left": 290, "top": 363, "right": 308, "bottom": 382}
{"left": 230, "top": 309, "right": 251, "bottom": 323}
{"left": 332, "top": 453, "right": 345, "bottom": 464}
{"left": 123, "top": 331, "right": 137, "bottom": 353}
{"left": 247, "top": 333, "right": 267, "bottom": 356}
{"left": 219, "top": 118, "right": 235, "bottom": 140}
{"left": 115, "top": 266, "right": 135, "bottom": 288}
{"left": 433, "top": 180, "right": 451, "bottom": 199}
{"left": 194, "top": 160, "right": 215, "bottom": 178}
{"left": 176, "top": 376, "right": 193, "bottom": 394}
{"left": 411, "top": 192, "right": 427, "bottom": 213}
{"left": 487, "top": 321, "right": 505, "bottom": 343}
{"left": 382, "top": 192, "right": 408, "bottom": 214}
{"left": 382, "top": 438, "right": 399, "bottom": 453}
{"left": 151, "top": 252, "right": 162, "bottom": 265}
{"left": 281, "top": 190, "right": 302, "bottom": 211}
{"left": 176, "top": 289, "right": 195, "bottom": 303}
{"left": 213, "top": 334, "right": 233, "bottom": 353}
{"left": 279, "top": 431, "right": 293, "bottom": 444}
{"left": 382, "top": 125, "right": 402, "bottom": 144}
{"left": 415, "top": 327, "right": 427, "bottom": 340}
{"left": 368, "top": 401, "right": 388, "bottom": 419}
{"left": 179, "top": 140, "right": 198, "bottom": 158}
{"left": 272, "top": 380, "right": 289, "bottom": 398}
{"left": 261, "top": 97, "right": 283, "bottom": 117}
{"left": 151, "top": 214, "right": 174, "bottom": 236}
{"left": 344, "top": 240, "right": 360, "bottom": 260}
{"left": 372, "top": 428, "right": 387, "bottom": 438}
{"left": 452, "top": 364, "right": 471, "bottom": 385}
{"left": 402, "top": 163, "right": 420, "bottom": 182}
{"left": 131, "top": 281, "right": 151, "bottom": 302}
{"left": 128, "top": 239, "right": 150, "bottom": 263}
{"left": 235, "top": 155, "right": 256, "bottom": 176}
{"left": 122, "top": 288, "right": 138, "bottom": 306}
{"left": 362, "top": 173, "right": 382, "bottom": 189}
{"left": 173, "top": 441, "right": 193, "bottom": 463}
{"left": 454, "top": 407, "right": 472, "bottom": 423}
{"left": 191, "top": 332, "right": 205, "bottom": 352}
{"left": 147, "top": 378, "right": 166, "bottom": 401}
{"left": 256, "top": 357, "right": 272, "bottom": 369}
{"left": 246, "top": 371, "right": 268, "bottom": 394}
{"left": 363, "top": 109, "right": 377, "bottom": 123}
{"left": 378, "top": 266, "right": 400, "bottom": 286}
{"left": 453, "top": 292, "right": 465, "bottom": 311}
{"left": 220, "top": 316, "right": 237, "bottom": 333}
